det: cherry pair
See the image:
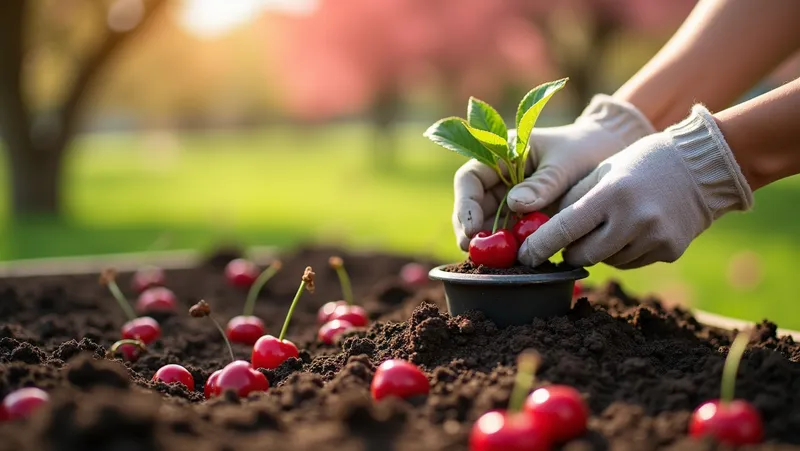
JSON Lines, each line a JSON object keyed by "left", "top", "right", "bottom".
{"left": 470, "top": 351, "right": 589, "bottom": 451}
{"left": 469, "top": 212, "right": 549, "bottom": 268}
{"left": 225, "top": 260, "right": 282, "bottom": 345}
{"left": 317, "top": 257, "right": 369, "bottom": 344}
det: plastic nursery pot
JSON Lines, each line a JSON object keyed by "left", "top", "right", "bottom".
{"left": 428, "top": 264, "right": 589, "bottom": 327}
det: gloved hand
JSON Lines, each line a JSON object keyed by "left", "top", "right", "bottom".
{"left": 453, "top": 95, "right": 655, "bottom": 250}
{"left": 518, "top": 104, "right": 754, "bottom": 269}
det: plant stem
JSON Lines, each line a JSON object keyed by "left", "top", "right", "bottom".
{"left": 492, "top": 192, "right": 510, "bottom": 234}
{"left": 279, "top": 280, "right": 308, "bottom": 341}
{"left": 243, "top": 261, "right": 282, "bottom": 316}
{"left": 333, "top": 266, "right": 354, "bottom": 306}
{"left": 509, "top": 350, "right": 540, "bottom": 412}
{"left": 494, "top": 167, "right": 512, "bottom": 187}
{"left": 721, "top": 330, "right": 751, "bottom": 404}
{"left": 208, "top": 316, "right": 235, "bottom": 363}
{"left": 107, "top": 280, "right": 137, "bottom": 321}
{"left": 504, "top": 158, "right": 519, "bottom": 185}
{"left": 502, "top": 210, "right": 511, "bottom": 229}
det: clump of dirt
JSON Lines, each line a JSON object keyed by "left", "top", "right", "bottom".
{"left": 0, "top": 246, "right": 799, "bottom": 451}
{"left": 442, "top": 259, "right": 574, "bottom": 275}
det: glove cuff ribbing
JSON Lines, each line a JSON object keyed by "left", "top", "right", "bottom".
{"left": 667, "top": 105, "right": 754, "bottom": 218}
{"left": 578, "top": 94, "right": 657, "bottom": 148}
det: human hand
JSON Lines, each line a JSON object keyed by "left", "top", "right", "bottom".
{"left": 517, "top": 105, "right": 754, "bottom": 269}
{"left": 453, "top": 95, "right": 655, "bottom": 250}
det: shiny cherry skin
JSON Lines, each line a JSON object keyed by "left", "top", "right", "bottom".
{"left": 224, "top": 258, "right": 260, "bottom": 288}
{"left": 329, "top": 304, "right": 369, "bottom": 327}
{"left": 135, "top": 287, "right": 177, "bottom": 314}
{"left": 251, "top": 335, "right": 299, "bottom": 370}
{"left": 153, "top": 364, "right": 195, "bottom": 390}
{"left": 318, "top": 319, "right": 354, "bottom": 345}
{"left": 215, "top": 360, "right": 269, "bottom": 398}
{"left": 1, "top": 387, "right": 49, "bottom": 422}
{"left": 511, "top": 212, "right": 550, "bottom": 244}
{"left": 225, "top": 315, "right": 265, "bottom": 345}
{"left": 469, "top": 410, "right": 551, "bottom": 451}
{"left": 689, "top": 400, "right": 763, "bottom": 445}
{"left": 121, "top": 316, "right": 161, "bottom": 344}
{"left": 400, "top": 262, "right": 428, "bottom": 286}
{"left": 524, "top": 385, "right": 589, "bottom": 443}
{"left": 469, "top": 230, "right": 518, "bottom": 269}
{"left": 371, "top": 359, "right": 429, "bottom": 401}
{"left": 317, "top": 300, "right": 347, "bottom": 324}
{"left": 573, "top": 281, "right": 583, "bottom": 298}
{"left": 132, "top": 266, "right": 166, "bottom": 294}
{"left": 204, "top": 369, "right": 222, "bottom": 399}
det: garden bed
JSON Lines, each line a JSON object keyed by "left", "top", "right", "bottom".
{"left": 1, "top": 245, "right": 799, "bottom": 450}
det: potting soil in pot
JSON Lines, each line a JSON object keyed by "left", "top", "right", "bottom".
{"left": 1, "top": 246, "right": 799, "bottom": 451}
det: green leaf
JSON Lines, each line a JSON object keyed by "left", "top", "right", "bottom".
{"left": 467, "top": 97, "right": 508, "bottom": 140}
{"left": 515, "top": 78, "right": 568, "bottom": 167}
{"left": 423, "top": 117, "right": 496, "bottom": 167}
{"left": 515, "top": 78, "right": 569, "bottom": 128}
{"left": 462, "top": 122, "right": 510, "bottom": 161}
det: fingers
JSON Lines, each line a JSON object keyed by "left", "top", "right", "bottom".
{"left": 558, "top": 161, "right": 610, "bottom": 210}
{"left": 517, "top": 189, "right": 606, "bottom": 267}
{"left": 454, "top": 161, "right": 501, "bottom": 238}
{"left": 507, "top": 164, "right": 568, "bottom": 214}
{"left": 561, "top": 222, "right": 628, "bottom": 267}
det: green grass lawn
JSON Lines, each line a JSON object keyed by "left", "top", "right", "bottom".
{"left": 0, "top": 123, "right": 798, "bottom": 329}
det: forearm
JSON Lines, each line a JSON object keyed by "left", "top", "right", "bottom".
{"left": 614, "top": 0, "right": 800, "bottom": 130}
{"left": 714, "top": 77, "right": 800, "bottom": 190}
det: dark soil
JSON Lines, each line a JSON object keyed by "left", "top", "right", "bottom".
{"left": 1, "top": 245, "right": 800, "bottom": 451}
{"left": 443, "top": 259, "right": 574, "bottom": 275}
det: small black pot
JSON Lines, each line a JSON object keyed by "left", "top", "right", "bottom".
{"left": 428, "top": 264, "right": 589, "bottom": 327}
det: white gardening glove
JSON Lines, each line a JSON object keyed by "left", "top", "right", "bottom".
{"left": 453, "top": 95, "right": 655, "bottom": 250}
{"left": 518, "top": 104, "right": 754, "bottom": 269}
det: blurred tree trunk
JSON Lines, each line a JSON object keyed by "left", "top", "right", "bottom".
{"left": 0, "top": 0, "right": 165, "bottom": 217}
{"left": 370, "top": 82, "right": 401, "bottom": 170}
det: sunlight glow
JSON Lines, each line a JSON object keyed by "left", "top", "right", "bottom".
{"left": 179, "top": 0, "right": 318, "bottom": 38}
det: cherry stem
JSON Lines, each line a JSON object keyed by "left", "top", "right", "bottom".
{"left": 278, "top": 272, "right": 312, "bottom": 341}
{"left": 106, "top": 280, "right": 137, "bottom": 321}
{"left": 333, "top": 266, "right": 353, "bottom": 306}
{"left": 109, "top": 338, "right": 145, "bottom": 354}
{"left": 243, "top": 261, "right": 282, "bottom": 316}
{"left": 208, "top": 315, "right": 235, "bottom": 363}
{"left": 721, "top": 330, "right": 750, "bottom": 404}
{"left": 492, "top": 192, "right": 510, "bottom": 234}
{"left": 502, "top": 209, "right": 511, "bottom": 230}
{"left": 508, "top": 350, "right": 540, "bottom": 412}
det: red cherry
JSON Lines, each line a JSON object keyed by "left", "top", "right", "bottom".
{"left": 117, "top": 343, "right": 144, "bottom": 362}
{"left": 121, "top": 316, "right": 161, "bottom": 344}
{"left": 135, "top": 287, "right": 177, "bottom": 314}
{"left": 371, "top": 359, "right": 429, "bottom": 401}
{"left": 689, "top": 400, "right": 763, "bottom": 445}
{"left": 329, "top": 304, "right": 369, "bottom": 327}
{"left": 251, "top": 335, "right": 299, "bottom": 370}
{"left": 215, "top": 360, "right": 269, "bottom": 398}
{"left": 225, "top": 315, "right": 266, "bottom": 345}
{"left": 573, "top": 281, "right": 583, "bottom": 298}
{"left": 511, "top": 212, "right": 550, "bottom": 244}
{"left": 1, "top": 387, "right": 49, "bottom": 422}
{"left": 204, "top": 369, "right": 222, "bottom": 399}
{"left": 317, "top": 300, "right": 347, "bottom": 324}
{"left": 132, "top": 266, "right": 166, "bottom": 294}
{"left": 400, "top": 262, "right": 428, "bottom": 286}
{"left": 225, "top": 259, "right": 260, "bottom": 288}
{"left": 524, "top": 385, "right": 588, "bottom": 443}
{"left": 469, "top": 410, "right": 551, "bottom": 451}
{"left": 469, "top": 230, "right": 518, "bottom": 268}
{"left": 318, "top": 319, "right": 354, "bottom": 345}
{"left": 153, "top": 364, "right": 195, "bottom": 391}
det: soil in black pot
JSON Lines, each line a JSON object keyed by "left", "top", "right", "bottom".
{"left": 1, "top": 246, "right": 800, "bottom": 451}
{"left": 442, "top": 258, "right": 575, "bottom": 275}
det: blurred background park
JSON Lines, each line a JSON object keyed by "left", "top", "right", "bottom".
{"left": 1, "top": 0, "right": 799, "bottom": 327}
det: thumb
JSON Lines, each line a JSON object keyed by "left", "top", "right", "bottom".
{"left": 507, "top": 164, "right": 567, "bottom": 214}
